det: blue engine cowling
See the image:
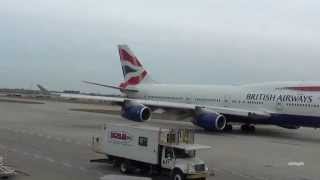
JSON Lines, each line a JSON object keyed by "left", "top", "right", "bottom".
{"left": 193, "top": 111, "right": 227, "bottom": 131}
{"left": 121, "top": 103, "right": 151, "bottom": 122}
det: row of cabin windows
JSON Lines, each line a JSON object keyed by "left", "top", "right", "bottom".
{"left": 230, "top": 100, "right": 264, "bottom": 105}
{"left": 230, "top": 100, "right": 320, "bottom": 109}
{"left": 195, "top": 98, "right": 221, "bottom": 102}
{"left": 286, "top": 103, "right": 320, "bottom": 108}
{"left": 247, "top": 101, "right": 264, "bottom": 105}
{"left": 147, "top": 95, "right": 320, "bottom": 110}
{"left": 147, "top": 96, "right": 222, "bottom": 102}
{"left": 147, "top": 96, "right": 184, "bottom": 100}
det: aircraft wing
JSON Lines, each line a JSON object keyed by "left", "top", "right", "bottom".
{"left": 61, "top": 94, "right": 271, "bottom": 119}
{"left": 129, "top": 99, "right": 271, "bottom": 119}
{"left": 61, "top": 94, "right": 125, "bottom": 102}
{"left": 82, "top": 81, "right": 138, "bottom": 93}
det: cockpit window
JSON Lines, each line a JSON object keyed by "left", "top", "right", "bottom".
{"left": 174, "top": 148, "right": 195, "bottom": 158}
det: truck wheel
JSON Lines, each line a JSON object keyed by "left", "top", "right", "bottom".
{"left": 171, "top": 169, "right": 185, "bottom": 180}
{"left": 119, "top": 160, "right": 130, "bottom": 174}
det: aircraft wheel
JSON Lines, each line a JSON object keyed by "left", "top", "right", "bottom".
{"left": 241, "top": 124, "right": 248, "bottom": 132}
{"left": 249, "top": 125, "right": 256, "bottom": 132}
{"left": 241, "top": 124, "right": 255, "bottom": 133}
{"left": 223, "top": 124, "right": 233, "bottom": 132}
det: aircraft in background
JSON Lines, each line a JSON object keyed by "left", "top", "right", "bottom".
{"left": 36, "top": 84, "right": 61, "bottom": 97}
{"left": 37, "top": 84, "right": 51, "bottom": 95}
{"left": 82, "top": 44, "right": 320, "bottom": 132}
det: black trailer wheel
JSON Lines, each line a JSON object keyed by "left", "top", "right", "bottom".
{"left": 119, "top": 160, "right": 130, "bottom": 174}
{"left": 171, "top": 169, "right": 185, "bottom": 180}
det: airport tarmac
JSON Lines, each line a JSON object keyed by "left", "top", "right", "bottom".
{"left": 0, "top": 98, "right": 319, "bottom": 180}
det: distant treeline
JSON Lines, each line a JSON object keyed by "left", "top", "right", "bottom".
{"left": 0, "top": 88, "right": 40, "bottom": 94}
{"left": 0, "top": 88, "right": 121, "bottom": 97}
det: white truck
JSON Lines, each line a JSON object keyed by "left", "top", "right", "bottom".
{"left": 92, "top": 124, "right": 211, "bottom": 180}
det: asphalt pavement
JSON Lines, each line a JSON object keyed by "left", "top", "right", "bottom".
{"left": 0, "top": 98, "right": 319, "bottom": 180}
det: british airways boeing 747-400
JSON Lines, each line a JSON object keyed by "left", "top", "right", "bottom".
{"left": 81, "top": 45, "right": 320, "bottom": 132}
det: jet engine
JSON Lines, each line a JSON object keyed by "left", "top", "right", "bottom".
{"left": 121, "top": 102, "right": 151, "bottom": 122}
{"left": 193, "top": 108, "right": 226, "bottom": 131}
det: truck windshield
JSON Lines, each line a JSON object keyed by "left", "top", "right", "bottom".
{"left": 174, "top": 148, "right": 196, "bottom": 158}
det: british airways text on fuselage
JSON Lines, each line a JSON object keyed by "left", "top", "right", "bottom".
{"left": 246, "top": 93, "right": 313, "bottom": 103}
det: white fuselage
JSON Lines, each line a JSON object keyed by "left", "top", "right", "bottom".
{"left": 128, "top": 81, "right": 320, "bottom": 127}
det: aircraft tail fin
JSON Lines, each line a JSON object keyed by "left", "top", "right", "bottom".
{"left": 118, "top": 45, "right": 154, "bottom": 89}
{"left": 37, "top": 84, "right": 50, "bottom": 94}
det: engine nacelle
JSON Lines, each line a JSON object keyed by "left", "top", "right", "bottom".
{"left": 193, "top": 110, "right": 227, "bottom": 131}
{"left": 121, "top": 102, "right": 151, "bottom": 122}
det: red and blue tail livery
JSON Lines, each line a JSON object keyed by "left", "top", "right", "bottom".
{"left": 118, "top": 45, "right": 150, "bottom": 89}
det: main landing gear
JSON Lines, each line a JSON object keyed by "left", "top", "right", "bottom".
{"left": 241, "top": 124, "right": 255, "bottom": 133}
{"left": 222, "top": 124, "right": 255, "bottom": 133}
{"left": 223, "top": 124, "right": 233, "bottom": 132}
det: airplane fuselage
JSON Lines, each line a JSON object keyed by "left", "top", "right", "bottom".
{"left": 84, "top": 45, "right": 320, "bottom": 130}
{"left": 129, "top": 81, "right": 320, "bottom": 128}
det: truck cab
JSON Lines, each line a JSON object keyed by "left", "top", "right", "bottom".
{"left": 161, "top": 144, "right": 210, "bottom": 180}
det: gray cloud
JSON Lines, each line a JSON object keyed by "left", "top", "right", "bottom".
{"left": 0, "top": 0, "right": 319, "bottom": 93}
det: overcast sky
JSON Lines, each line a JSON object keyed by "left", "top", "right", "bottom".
{"left": 0, "top": 0, "right": 320, "bottom": 93}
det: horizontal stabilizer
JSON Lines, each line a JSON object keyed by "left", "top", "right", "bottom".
{"left": 82, "top": 81, "right": 138, "bottom": 93}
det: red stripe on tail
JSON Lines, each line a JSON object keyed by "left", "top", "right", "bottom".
{"left": 120, "top": 70, "right": 147, "bottom": 89}
{"left": 119, "top": 49, "right": 142, "bottom": 67}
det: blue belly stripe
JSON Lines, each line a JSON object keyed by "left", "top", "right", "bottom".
{"left": 227, "top": 114, "right": 320, "bottom": 128}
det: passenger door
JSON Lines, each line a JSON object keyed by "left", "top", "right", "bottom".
{"left": 223, "top": 95, "right": 231, "bottom": 107}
